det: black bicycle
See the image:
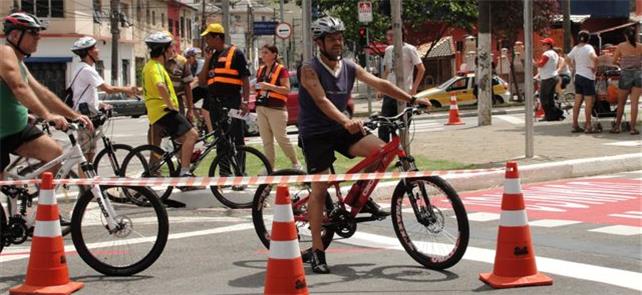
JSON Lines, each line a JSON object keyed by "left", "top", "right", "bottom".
{"left": 121, "top": 107, "right": 272, "bottom": 208}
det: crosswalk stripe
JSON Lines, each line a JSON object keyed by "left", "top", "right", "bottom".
{"left": 529, "top": 219, "right": 582, "bottom": 227}
{"left": 588, "top": 225, "right": 642, "bottom": 236}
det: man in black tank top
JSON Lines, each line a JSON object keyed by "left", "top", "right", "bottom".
{"left": 299, "top": 16, "right": 431, "bottom": 274}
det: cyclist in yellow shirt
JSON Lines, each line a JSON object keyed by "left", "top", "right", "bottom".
{"left": 142, "top": 31, "right": 198, "bottom": 179}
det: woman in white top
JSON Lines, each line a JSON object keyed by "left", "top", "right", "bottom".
{"left": 566, "top": 30, "right": 599, "bottom": 133}
{"left": 611, "top": 27, "right": 641, "bottom": 135}
{"left": 554, "top": 47, "right": 571, "bottom": 99}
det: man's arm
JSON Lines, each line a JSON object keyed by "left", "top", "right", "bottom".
{"left": 156, "top": 82, "right": 177, "bottom": 111}
{"left": 197, "top": 49, "right": 213, "bottom": 86}
{"left": 355, "top": 64, "right": 413, "bottom": 104}
{"left": 410, "top": 63, "right": 425, "bottom": 95}
{"left": 300, "top": 64, "right": 352, "bottom": 129}
{"left": 98, "top": 83, "right": 136, "bottom": 96}
{"left": 27, "top": 74, "right": 93, "bottom": 130}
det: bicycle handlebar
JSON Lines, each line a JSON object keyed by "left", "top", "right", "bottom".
{"left": 364, "top": 105, "right": 428, "bottom": 130}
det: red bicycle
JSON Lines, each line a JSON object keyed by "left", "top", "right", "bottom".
{"left": 251, "top": 106, "right": 469, "bottom": 269}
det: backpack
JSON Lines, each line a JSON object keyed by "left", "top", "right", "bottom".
{"left": 64, "top": 67, "right": 90, "bottom": 109}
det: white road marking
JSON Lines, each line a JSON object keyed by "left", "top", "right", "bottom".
{"left": 495, "top": 115, "right": 524, "bottom": 125}
{"left": 528, "top": 219, "right": 582, "bottom": 227}
{"left": 465, "top": 212, "right": 500, "bottom": 222}
{"left": 608, "top": 211, "right": 642, "bottom": 220}
{"left": 604, "top": 140, "right": 642, "bottom": 147}
{"left": 341, "top": 231, "right": 642, "bottom": 291}
{"left": 588, "top": 225, "right": 642, "bottom": 236}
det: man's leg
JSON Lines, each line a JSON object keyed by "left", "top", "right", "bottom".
{"left": 309, "top": 175, "right": 331, "bottom": 252}
{"left": 540, "top": 78, "right": 556, "bottom": 120}
{"left": 15, "top": 135, "right": 63, "bottom": 175}
{"left": 177, "top": 128, "right": 199, "bottom": 173}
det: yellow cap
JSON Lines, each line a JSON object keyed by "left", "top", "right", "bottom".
{"left": 201, "top": 23, "right": 225, "bottom": 36}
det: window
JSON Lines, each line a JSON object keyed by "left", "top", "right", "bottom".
{"left": 447, "top": 78, "right": 468, "bottom": 91}
{"left": 95, "top": 60, "right": 105, "bottom": 79}
{"left": 93, "top": 0, "right": 102, "bottom": 23}
{"left": 180, "top": 17, "right": 184, "bottom": 38}
{"left": 161, "top": 13, "right": 165, "bottom": 28}
{"left": 122, "top": 59, "right": 130, "bottom": 85}
{"left": 145, "top": 7, "right": 150, "bottom": 25}
{"left": 152, "top": 10, "right": 156, "bottom": 26}
{"left": 21, "top": 0, "right": 64, "bottom": 18}
{"left": 136, "top": 1, "right": 141, "bottom": 23}
{"left": 168, "top": 17, "right": 173, "bottom": 33}
{"left": 120, "top": 2, "right": 129, "bottom": 27}
{"left": 187, "top": 19, "right": 192, "bottom": 39}
{"left": 175, "top": 20, "right": 179, "bottom": 37}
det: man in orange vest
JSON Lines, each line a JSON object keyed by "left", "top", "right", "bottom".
{"left": 197, "top": 23, "right": 251, "bottom": 176}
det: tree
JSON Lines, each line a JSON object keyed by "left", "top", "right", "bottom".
{"left": 296, "top": 0, "right": 477, "bottom": 61}
{"left": 491, "top": 0, "right": 559, "bottom": 101}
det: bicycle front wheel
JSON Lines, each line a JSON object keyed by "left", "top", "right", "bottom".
{"left": 121, "top": 144, "right": 176, "bottom": 203}
{"left": 209, "top": 145, "right": 272, "bottom": 209}
{"left": 71, "top": 186, "right": 169, "bottom": 276}
{"left": 93, "top": 143, "right": 134, "bottom": 203}
{"left": 252, "top": 169, "right": 335, "bottom": 251}
{"left": 391, "top": 176, "right": 469, "bottom": 270}
{"left": 0, "top": 202, "right": 6, "bottom": 253}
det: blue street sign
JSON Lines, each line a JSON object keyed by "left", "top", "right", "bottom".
{"left": 253, "top": 21, "right": 278, "bottom": 36}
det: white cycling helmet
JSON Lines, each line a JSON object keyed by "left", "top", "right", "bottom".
{"left": 71, "top": 36, "right": 97, "bottom": 54}
{"left": 311, "top": 16, "right": 345, "bottom": 40}
{"left": 183, "top": 47, "right": 201, "bottom": 57}
{"left": 145, "top": 31, "right": 172, "bottom": 50}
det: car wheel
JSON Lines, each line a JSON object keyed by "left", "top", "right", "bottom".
{"left": 132, "top": 115, "right": 141, "bottom": 118}
{"left": 430, "top": 100, "right": 442, "bottom": 108}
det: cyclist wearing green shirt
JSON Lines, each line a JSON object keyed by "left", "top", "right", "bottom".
{"left": 0, "top": 13, "right": 93, "bottom": 177}
{"left": 142, "top": 31, "right": 198, "bottom": 178}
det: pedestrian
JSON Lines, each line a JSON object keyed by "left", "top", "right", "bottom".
{"left": 566, "top": 30, "right": 598, "bottom": 133}
{"left": 554, "top": 47, "right": 571, "bottom": 99}
{"left": 379, "top": 26, "right": 425, "bottom": 142}
{"left": 164, "top": 41, "right": 194, "bottom": 120}
{"left": 69, "top": 36, "right": 137, "bottom": 164}
{"left": 535, "top": 38, "right": 564, "bottom": 121}
{"left": 611, "top": 26, "right": 641, "bottom": 135}
{"left": 255, "top": 44, "right": 302, "bottom": 170}
{"left": 142, "top": 31, "right": 199, "bottom": 184}
{"left": 184, "top": 47, "right": 213, "bottom": 134}
{"left": 197, "top": 23, "right": 251, "bottom": 176}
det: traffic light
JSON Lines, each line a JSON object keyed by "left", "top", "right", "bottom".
{"left": 358, "top": 26, "right": 367, "bottom": 46}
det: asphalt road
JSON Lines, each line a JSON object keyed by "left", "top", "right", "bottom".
{"left": 1, "top": 171, "right": 640, "bottom": 294}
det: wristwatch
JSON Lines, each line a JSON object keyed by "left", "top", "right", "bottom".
{"left": 409, "top": 96, "right": 417, "bottom": 105}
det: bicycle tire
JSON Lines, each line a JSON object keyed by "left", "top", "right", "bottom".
{"left": 391, "top": 176, "right": 469, "bottom": 270}
{"left": 252, "top": 169, "right": 335, "bottom": 250}
{"left": 0, "top": 203, "right": 6, "bottom": 253}
{"left": 71, "top": 185, "right": 169, "bottom": 276}
{"left": 121, "top": 144, "right": 176, "bottom": 203}
{"left": 93, "top": 144, "right": 135, "bottom": 203}
{"left": 209, "top": 145, "right": 272, "bottom": 209}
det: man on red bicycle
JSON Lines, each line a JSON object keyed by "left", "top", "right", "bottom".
{"left": 298, "top": 16, "right": 431, "bottom": 274}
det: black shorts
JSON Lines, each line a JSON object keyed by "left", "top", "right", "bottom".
{"left": 192, "top": 87, "right": 208, "bottom": 104}
{"left": 559, "top": 74, "right": 571, "bottom": 89}
{"left": 574, "top": 74, "right": 596, "bottom": 96}
{"left": 298, "top": 128, "right": 368, "bottom": 174}
{"left": 0, "top": 124, "right": 44, "bottom": 170}
{"left": 152, "top": 111, "right": 193, "bottom": 140}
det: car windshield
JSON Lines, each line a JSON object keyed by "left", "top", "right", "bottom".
{"left": 438, "top": 76, "right": 461, "bottom": 89}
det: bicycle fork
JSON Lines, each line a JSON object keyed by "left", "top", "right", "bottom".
{"left": 80, "top": 162, "right": 121, "bottom": 233}
{"left": 399, "top": 159, "right": 437, "bottom": 226}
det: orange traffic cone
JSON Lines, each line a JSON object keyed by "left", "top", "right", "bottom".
{"left": 445, "top": 93, "right": 465, "bottom": 125}
{"left": 10, "top": 172, "right": 84, "bottom": 295}
{"left": 479, "top": 162, "right": 553, "bottom": 289}
{"left": 535, "top": 101, "right": 545, "bottom": 119}
{"left": 264, "top": 185, "right": 308, "bottom": 295}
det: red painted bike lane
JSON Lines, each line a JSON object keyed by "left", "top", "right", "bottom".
{"left": 458, "top": 178, "right": 642, "bottom": 226}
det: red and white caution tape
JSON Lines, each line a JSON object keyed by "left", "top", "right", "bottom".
{"left": 0, "top": 167, "right": 502, "bottom": 187}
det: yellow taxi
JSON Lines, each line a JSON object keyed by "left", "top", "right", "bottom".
{"left": 415, "top": 73, "right": 510, "bottom": 108}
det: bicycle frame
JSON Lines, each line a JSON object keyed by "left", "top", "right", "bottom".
{"left": 2, "top": 126, "right": 121, "bottom": 231}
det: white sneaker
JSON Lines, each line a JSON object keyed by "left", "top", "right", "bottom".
{"left": 292, "top": 163, "right": 303, "bottom": 171}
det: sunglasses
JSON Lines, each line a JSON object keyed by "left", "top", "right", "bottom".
{"left": 25, "top": 29, "right": 40, "bottom": 37}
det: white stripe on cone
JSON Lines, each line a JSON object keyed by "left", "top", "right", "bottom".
{"left": 503, "top": 178, "right": 522, "bottom": 194}
{"left": 33, "top": 220, "right": 62, "bottom": 238}
{"left": 272, "top": 204, "right": 294, "bottom": 222}
{"left": 269, "top": 240, "right": 301, "bottom": 259}
{"left": 499, "top": 210, "right": 529, "bottom": 227}
{"left": 37, "top": 189, "right": 56, "bottom": 205}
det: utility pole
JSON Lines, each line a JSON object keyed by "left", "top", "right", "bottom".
{"left": 201, "top": 0, "right": 206, "bottom": 50}
{"left": 222, "top": 0, "right": 231, "bottom": 44}
{"left": 279, "top": 0, "right": 287, "bottom": 67}
{"left": 562, "top": 0, "right": 571, "bottom": 53}
{"left": 477, "top": 0, "right": 492, "bottom": 126}
{"left": 391, "top": 0, "right": 409, "bottom": 152}
{"left": 524, "top": 0, "right": 534, "bottom": 158}
{"left": 302, "top": 0, "right": 312, "bottom": 61}
{"left": 246, "top": 0, "right": 254, "bottom": 70}
{"left": 110, "top": 0, "right": 120, "bottom": 86}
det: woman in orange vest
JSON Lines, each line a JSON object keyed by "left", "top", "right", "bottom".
{"left": 255, "top": 44, "right": 301, "bottom": 170}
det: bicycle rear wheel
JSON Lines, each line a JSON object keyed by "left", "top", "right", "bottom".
{"left": 121, "top": 144, "right": 176, "bottom": 204}
{"left": 209, "top": 145, "right": 272, "bottom": 209}
{"left": 252, "top": 169, "right": 335, "bottom": 251}
{"left": 93, "top": 143, "right": 134, "bottom": 203}
{"left": 0, "top": 203, "right": 6, "bottom": 253}
{"left": 71, "top": 186, "right": 169, "bottom": 276}
{"left": 391, "top": 176, "right": 469, "bottom": 269}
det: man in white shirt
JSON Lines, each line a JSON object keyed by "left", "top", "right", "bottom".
{"left": 70, "top": 36, "right": 137, "bottom": 162}
{"left": 379, "top": 26, "right": 425, "bottom": 141}
{"left": 535, "top": 38, "right": 564, "bottom": 121}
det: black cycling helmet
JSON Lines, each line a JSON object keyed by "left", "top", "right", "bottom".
{"left": 3, "top": 13, "right": 46, "bottom": 57}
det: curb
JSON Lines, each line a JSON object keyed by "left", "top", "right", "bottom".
{"left": 353, "top": 105, "right": 526, "bottom": 121}
{"left": 368, "top": 153, "right": 642, "bottom": 202}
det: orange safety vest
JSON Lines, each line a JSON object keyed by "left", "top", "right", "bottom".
{"left": 207, "top": 46, "right": 243, "bottom": 86}
{"left": 256, "top": 63, "right": 288, "bottom": 102}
